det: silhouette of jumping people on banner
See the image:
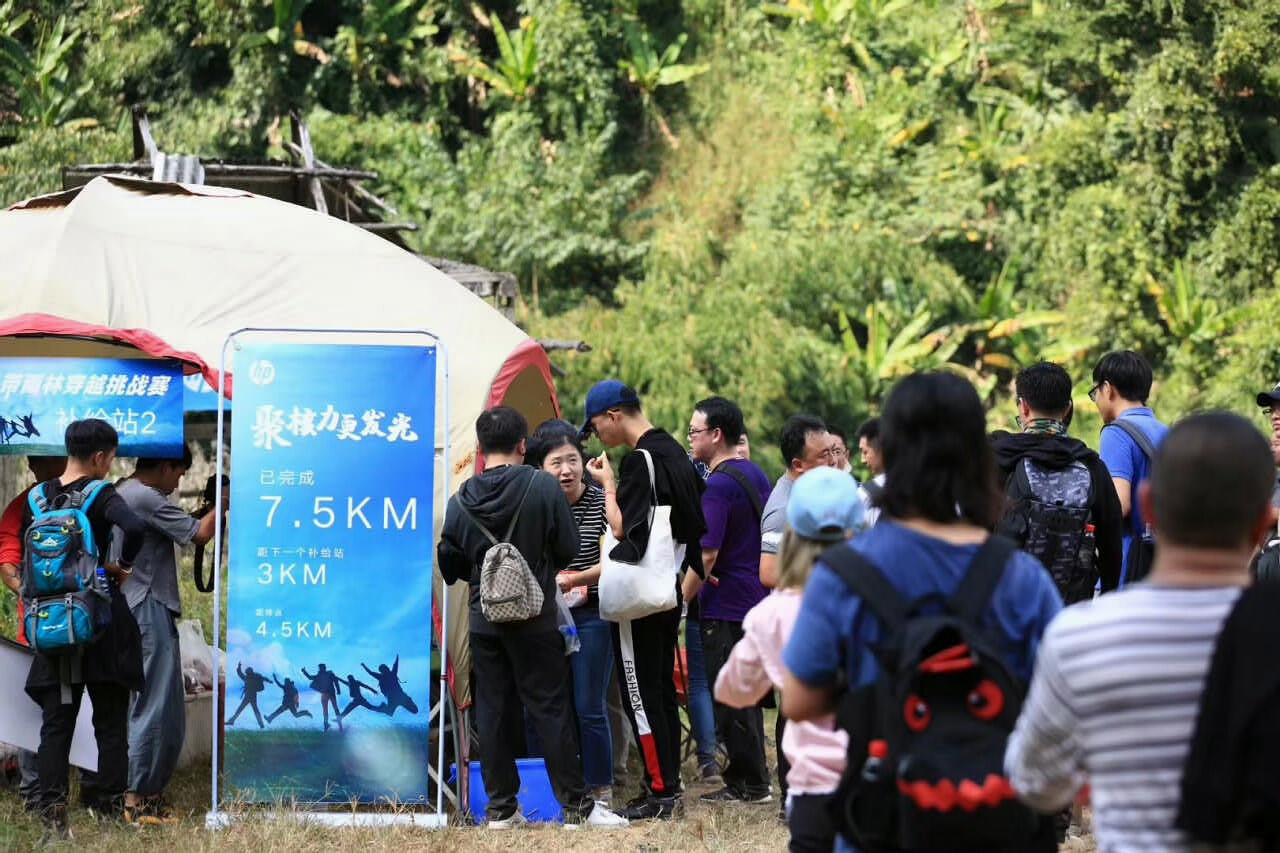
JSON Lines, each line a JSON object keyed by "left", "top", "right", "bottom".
{"left": 265, "top": 675, "right": 313, "bottom": 723}
{"left": 227, "top": 663, "right": 267, "bottom": 728}
{"left": 339, "top": 673, "right": 381, "bottom": 719}
{"left": 301, "top": 663, "right": 343, "bottom": 732}
{"left": 362, "top": 655, "right": 419, "bottom": 716}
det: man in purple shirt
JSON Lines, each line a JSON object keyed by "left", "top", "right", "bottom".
{"left": 682, "top": 396, "right": 773, "bottom": 804}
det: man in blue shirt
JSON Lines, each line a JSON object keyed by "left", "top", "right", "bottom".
{"left": 1090, "top": 351, "right": 1169, "bottom": 585}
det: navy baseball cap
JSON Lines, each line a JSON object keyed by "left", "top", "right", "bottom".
{"left": 579, "top": 380, "right": 640, "bottom": 439}
{"left": 786, "top": 466, "right": 865, "bottom": 541}
{"left": 1258, "top": 382, "right": 1280, "bottom": 408}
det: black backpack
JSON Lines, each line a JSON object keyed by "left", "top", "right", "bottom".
{"left": 997, "top": 457, "right": 1097, "bottom": 605}
{"left": 824, "top": 537, "right": 1049, "bottom": 853}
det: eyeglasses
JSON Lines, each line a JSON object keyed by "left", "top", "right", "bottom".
{"left": 687, "top": 427, "right": 710, "bottom": 438}
{"left": 1266, "top": 407, "right": 1275, "bottom": 417}
{"left": 1087, "top": 381, "right": 1106, "bottom": 403}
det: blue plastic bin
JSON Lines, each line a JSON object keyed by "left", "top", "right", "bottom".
{"left": 449, "top": 758, "right": 563, "bottom": 823}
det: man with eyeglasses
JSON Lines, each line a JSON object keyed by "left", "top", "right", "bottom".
{"left": 1091, "top": 351, "right": 1169, "bottom": 586}
{"left": 827, "top": 425, "right": 854, "bottom": 475}
{"left": 1254, "top": 383, "right": 1280, "bottom": 514}
{"left": 682, "top": 397, "right": 773, "bottom": 806}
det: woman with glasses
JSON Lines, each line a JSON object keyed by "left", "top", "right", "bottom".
{"left": 526, "top": 420, "right": 617, "bottom": 805}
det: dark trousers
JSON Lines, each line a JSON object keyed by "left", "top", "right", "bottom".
{"left": 788, "top": 792, "right": 838, "bottom": 853}
{"left": 472, "top": 629, "right": 592, "bottom": 821}
{"left": 701, "top": 618, "right": 770, "bottom": 796}
{"left": 613, "top": 603, "right": 683, "bottom": 796}
{"left": 776, "top": 708, "right": 790, "bottom": 800}
{"left": 35, "top": 681, "right": 130, "bottom": 812}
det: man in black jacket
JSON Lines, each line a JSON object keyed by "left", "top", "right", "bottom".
{"left": 581, "top": 381, "right": 708, "bottom": 821}
{"left": 990, "top": 362, "right": 1124, "bottom": 600}
{"left": 438, "top": 406, "right": 626, "bottom": 830}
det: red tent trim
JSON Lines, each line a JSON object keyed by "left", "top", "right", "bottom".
{"left": 0, "top": 313, "right": 227, "bottom": 393}
{"left": 476, "top": 338, "right": 561, "bottom": 473}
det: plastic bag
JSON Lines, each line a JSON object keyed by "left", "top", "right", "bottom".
{"left": 554, "top": 589, "right": 581, "bottom": 656}
{"left": 178, "top": 619, "right": 222, "bottom": 692}
{"left": 557, "top": 572, "right": 587, "bottom": 608}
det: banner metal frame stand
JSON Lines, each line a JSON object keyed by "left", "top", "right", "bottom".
{"left": 205, "top": 327, "right": 451, "bottom": 830}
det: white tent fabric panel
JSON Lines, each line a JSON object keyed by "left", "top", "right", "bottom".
{"left": 0, "top": 175, "right": 560, "bottom": 710}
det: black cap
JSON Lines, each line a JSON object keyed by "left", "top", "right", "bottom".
{"left": 1258, "top": 383, "right": 1280, "bottom": 408}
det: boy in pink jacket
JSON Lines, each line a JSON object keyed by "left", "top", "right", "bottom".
{"left": 714, "top": 466, "right": 863, "bottom": 852}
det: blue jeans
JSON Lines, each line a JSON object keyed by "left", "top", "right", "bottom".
{"left": 570, "top": 608, "right": 615, "bottom": 789}
{"left": 684, "top": 618, "right": 717, "bottom": 766}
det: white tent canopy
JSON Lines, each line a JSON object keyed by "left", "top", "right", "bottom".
{"left": 0, "top": 175, "right": 561, "bottom": 713}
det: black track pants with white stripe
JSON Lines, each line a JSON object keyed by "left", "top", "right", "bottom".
{"left": 612, "top": 603, "right": 683, "bottom": 796}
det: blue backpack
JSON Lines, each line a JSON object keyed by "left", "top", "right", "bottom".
{"left": 20, "top": 479, "right": 112, "bottom": 655}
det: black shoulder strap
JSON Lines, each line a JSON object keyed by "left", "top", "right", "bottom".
{"left": 456, "top": 470, "right": 538, "bottom": 546}
{"left": 819, "top": 543, "right": 907, "bottom": 635}
{"left": 861, "top": 478, "right": 884, "bottom": 502}
{"left": 456, "top": 499, "right": 497, "bottom": 546}
{"left": 1105, "top": 418, "right": 1159, "bottom": 464}
{"left": 949, "top": 535, "right": 1016, "bottom": 624}
{"left": 711, "top": 461, "right": 763, "bottom": 522}
{"left": 501, "top": 471, "right": 539, "bottom": 541}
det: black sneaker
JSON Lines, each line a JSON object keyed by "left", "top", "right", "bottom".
{"left": 699, "top": 786, "right": 773, "bottom": 804}
{"left": 619, "top": 794, "right": 683, "bottom": 821}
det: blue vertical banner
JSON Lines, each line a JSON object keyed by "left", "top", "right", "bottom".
{"left": 224, "top": 342, "right": 437, "bottom": 804}
{"left": 0, "top": 357, "right": 185, "bottom": 456}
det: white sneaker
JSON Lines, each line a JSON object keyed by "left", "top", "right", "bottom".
{"left": 486, "top": 810, "right": 528, "bottom": 829}
{"left": 564, "top": 801, "right": 629, "bottom": 830}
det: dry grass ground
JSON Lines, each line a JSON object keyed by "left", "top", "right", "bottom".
{"left": 0, "top": 756, "right": 790, "bottom": 852}
{"left": 0, "top": 757, "right": 1098, "bottom": 852}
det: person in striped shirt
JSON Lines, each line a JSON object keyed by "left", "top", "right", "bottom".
{"left": 1005, "top": 412, "right": 1275, "bottom": 852}
{"left": 527, "top": 420, "right": 615, "bottom": 804}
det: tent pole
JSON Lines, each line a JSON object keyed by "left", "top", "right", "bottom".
{"left": 435, "top": 338, "right": 451, "bottom": 820}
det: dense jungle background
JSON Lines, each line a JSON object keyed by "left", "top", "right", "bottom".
{"left": 3, "top": 0, "right": 1279, "bottom": 473}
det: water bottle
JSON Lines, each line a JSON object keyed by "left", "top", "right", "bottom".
{"left": 560, "top": 623, "right": 581, "bottom": 656}
{"left": 95, "top": 567, "right": 110, "bottom": 595}
{"left": 861, "top": 739, "right": 888, "bottom": 783}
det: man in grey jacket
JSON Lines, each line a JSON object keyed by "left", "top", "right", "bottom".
{"left": 114, "top": 446, "right": 221, "bottom": 825}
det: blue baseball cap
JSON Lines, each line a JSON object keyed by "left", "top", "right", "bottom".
{"left": 786, "top": 466, "right": 865, "bottom": 542}
{"left": 579, "top": 380, "right": 641, "bottom": 439}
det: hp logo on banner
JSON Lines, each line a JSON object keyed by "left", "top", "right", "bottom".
{"left": 248, "top": 360, "right": 276, "bottom": 386}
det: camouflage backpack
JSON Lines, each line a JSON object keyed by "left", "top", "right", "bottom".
{"left": 998, "top": 459, "right": 1097, "bottom": 604}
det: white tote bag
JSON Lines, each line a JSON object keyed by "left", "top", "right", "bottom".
{"left": 598, "top": 449, "right": 681, "bottom": 622}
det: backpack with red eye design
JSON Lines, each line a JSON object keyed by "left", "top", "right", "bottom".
{"left": 824, "top": 536, "right": 1053, "bottom": 853}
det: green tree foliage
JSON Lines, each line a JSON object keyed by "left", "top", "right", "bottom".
{"left": 2, "top": 0, "right": 1280, "bottom": 463}
{"left": 0, "top": 3, "right": 92, "bottom": 128}
{"left": 618, "top": 22, "right": 708, "bottom": 146}
{"left": 466, "top": 14, "right": 539, "bottom": 102}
